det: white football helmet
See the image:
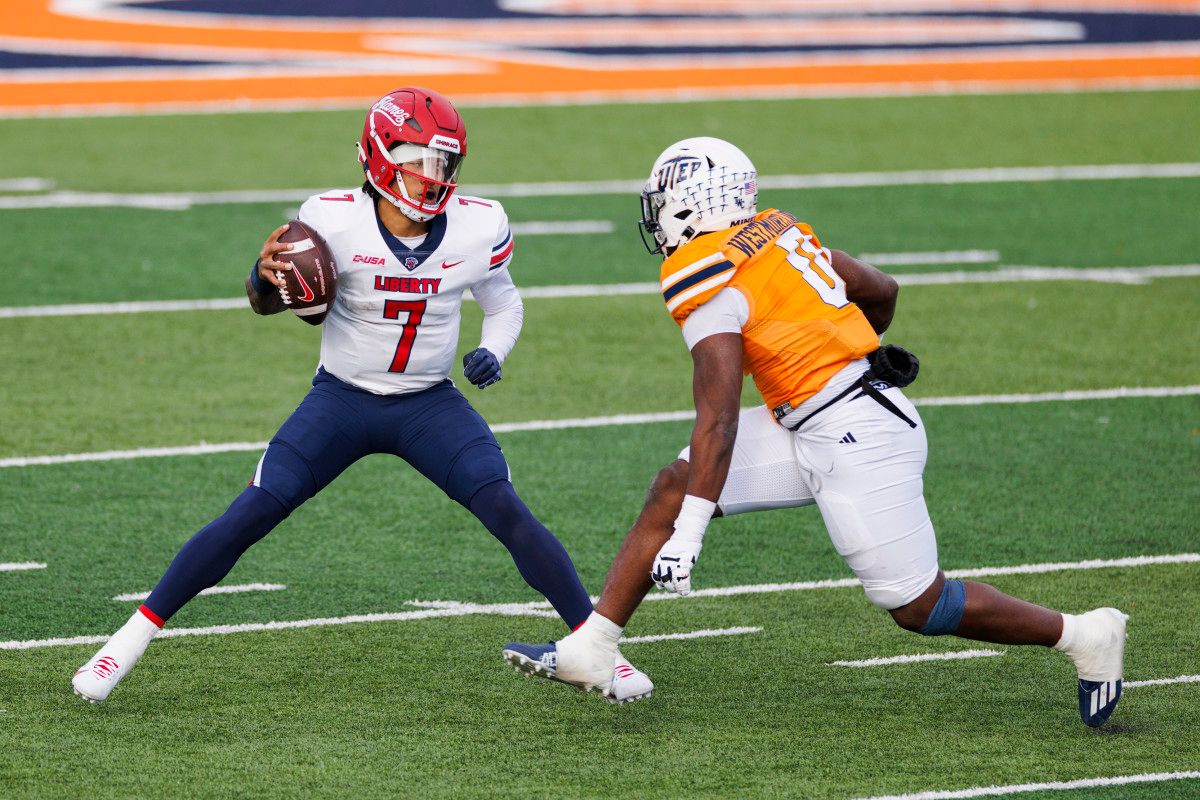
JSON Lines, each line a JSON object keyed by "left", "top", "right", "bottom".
{"left": 639, "top": 137, "right": 758, "bottom": 255}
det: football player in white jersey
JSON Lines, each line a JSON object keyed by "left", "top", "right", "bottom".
{"left": 72, "top": 87, "right": 651, "bottom": 706}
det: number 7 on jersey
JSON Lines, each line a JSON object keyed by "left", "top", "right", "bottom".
{"left": 383, "top": 299, "right": 426, "bottom": 372}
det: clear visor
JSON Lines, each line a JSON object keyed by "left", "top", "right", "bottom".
{"left": 389, "top": 143, "right": 463, "bottom": 208}
{"left": 390, "top": 143, "right": 461, "bottom": 183}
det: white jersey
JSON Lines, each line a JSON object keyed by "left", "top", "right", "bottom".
{"left": 297, "top": 188, "right": 517, "bottom": 395}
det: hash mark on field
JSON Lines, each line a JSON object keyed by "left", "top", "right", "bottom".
{"left": 831, "top": 649, "right": 1004, "bottom": 667}
{"left": 2, "top": 553, "right": 1195, "bottom": 651}
{"left": 0, "top": 562, "right": 47, "bottom": 572}
{"left": 853, "top": 770, "right": 1200, "bottom": 800}
{"left": 622, "top": 627, "right": 761, "bottom": 644}
{"left": 405, "top": 599, "right": 559, "bottom": 619}
{"left": 2, "top": 386, "right": 1198, "bottom": 469}
{"left": 0, "top": 178, "right": 54, "bottom": 192}
{"left": 111, "top": 582, "right": 286, "bottom": 602}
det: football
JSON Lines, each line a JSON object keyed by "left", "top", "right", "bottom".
{"left": 275, "top": 220, "right": 338, "bottom": 325}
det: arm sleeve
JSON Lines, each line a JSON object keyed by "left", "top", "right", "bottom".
{"left": 682, "top": 287, "right": 749, "bottom": 351}
{"left": 296, "top": 195, "right": 324, "bottom": 229}
{"left": 471, "top": 268, "right": 524, "bottom": 364}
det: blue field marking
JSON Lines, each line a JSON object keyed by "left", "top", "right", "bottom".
{"left": 0, "top": 50, "right": 227, "bottom": 70}
{"left": 14, "top": 3, "right": 1198, "bottom": 71}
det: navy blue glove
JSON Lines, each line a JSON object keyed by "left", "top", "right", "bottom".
{"left": 463, "top": 348, "right": 501, "bottom": 389}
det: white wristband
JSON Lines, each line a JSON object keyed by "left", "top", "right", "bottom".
{"left": 672, "top": 494, "right": 717, "bottom": 544}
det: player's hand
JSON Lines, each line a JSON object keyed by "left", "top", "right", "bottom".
{"left": 651, "top": 537, "right": 703, "bottom": 596}
{"left": 257, "top": 224, "right": 293, "bottom": 289}
{"left": 463, "top": 348, "right": 501, "bottom": 389}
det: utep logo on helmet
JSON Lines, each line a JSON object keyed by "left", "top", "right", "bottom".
{"left": 372, "top": 95, "right": 410, "bottom": 127}
{"left": 655, "top": 156, "right": 704, "bottom": 191}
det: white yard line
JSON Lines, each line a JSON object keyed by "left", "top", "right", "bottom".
{"left": 3, "top": 163, "right": 1197, "bottom": 209}
{"left": 0, "top": 298, "right": 249, "bottom": 318}
{"left": 853, "top": 771, "right": 1200, "bottom": 800}
{"left": 510, "top": 220, "right": 614, "bottom": 235}
{"left": 942, "top": 552, "right": 1200, "bottom": 579}
{"left": 0, "top": 441, "right": 268, "bottom": 468}
{"left": 1125, "top": 674, "right": 1200, "bottom": 689}
{"left": 641, "top": 553, "right": 1200, "bottom": 604}
{"left": 832, "top": 650, "right": 1004, "bottom": 667}
{"left": 2, "top": 386, "right": 1197, "bottom": 469}
{"left": 0, "top": 562, "right": 47, "bottom": 572}
{"left": 111, "top": 582, "right": 286, "bottom": 602}
{"left": 2, "top": 553, "right": 1194, "bottom": 651}
{"left": 857, "top": 250, "right": 998, "bottom": 266}
{"left": 3, "top": 263, "right": 1198, "bottom": 320}
{"left": 895, "top": 264, "right": 1200, "bottom": 285}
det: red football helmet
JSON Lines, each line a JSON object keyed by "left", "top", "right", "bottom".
{"left": 357, "top": 87, "right": 467, "bottom": 221}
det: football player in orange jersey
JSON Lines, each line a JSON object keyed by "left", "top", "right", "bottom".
{"left": 505, "top": 137, "right": 1128, "bottom": 727}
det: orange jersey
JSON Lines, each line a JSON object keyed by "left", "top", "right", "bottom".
{"left": 660, "top": 209, "right": 879, "bottom": 414}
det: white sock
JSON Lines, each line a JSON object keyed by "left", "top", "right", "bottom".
{"left": 109, "top": 609, "right": 161, "bottom": 654}
{"left": 573, "top": 611, "right": 623, "bottom": 648}
{"left": 1053, "top": 612, "right": 1080, "bottom": 655}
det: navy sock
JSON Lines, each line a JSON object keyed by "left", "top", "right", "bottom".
{"left": 469, "top": 481, "right": 593, "bottom": 629}
{"left": 144, "top": 486, "right": 289, "bottom": 622}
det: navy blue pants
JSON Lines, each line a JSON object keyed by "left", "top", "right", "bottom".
{"left": 144, "top": 370, "right": 592, "bottom": 628}
{"left": 255, "top": 370, "right": 509, "bottom": 511}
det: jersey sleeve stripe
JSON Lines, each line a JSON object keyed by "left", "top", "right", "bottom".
{"left": 662, "top": 260, "right": 735, "bottom": 303}
{"left": 666, "top": 271, "right": 736, "bottom": 314}
{"left": 661, "top": 252, "right": 725, "bottom": 291}
{"left": 492, "top": 229, "right": 513, "bottom": 252}
{"left": 489, "top": 238, "right": 515, "bottom": 266}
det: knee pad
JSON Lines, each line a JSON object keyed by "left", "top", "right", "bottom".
{"left": 252, "top": 441, "right": 317, "bottom": 512}
{"left": 918, "top": 578, "right": 966, "bottom": 636}
{"left": 446, "top": 442, "right": 510, "bottom": 507}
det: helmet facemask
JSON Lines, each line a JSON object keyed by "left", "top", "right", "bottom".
{"left": 638, "top": 138, "right": 758, "bottom": 256}
{"left": 387, "top": 143, "right": 463, "bottom": 220}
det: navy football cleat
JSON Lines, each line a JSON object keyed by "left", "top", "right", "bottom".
{"left": 1078, "top": 679, "right": 1123, "bottom": 728}
{"left": 504, "top": 641, "right": 560, "bottom": 678}
{"left": 1060, "top": 608, "right": 1128, "bottom": 727}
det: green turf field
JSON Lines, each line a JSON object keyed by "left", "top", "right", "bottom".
{"left": 1, "top": 90, "right": 1198, "bottom": 800}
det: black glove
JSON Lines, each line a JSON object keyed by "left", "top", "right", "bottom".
{"left": 463, "top": 348, "right": 502, "bottom": 389}
{"left": 867, "top": 344, "right": 920, "bottom": 388}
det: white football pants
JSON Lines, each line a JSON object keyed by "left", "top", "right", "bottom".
{"left": 678, "top": 388, "right": 939, "bottom": 610}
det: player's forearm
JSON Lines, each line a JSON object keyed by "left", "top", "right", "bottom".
{"left": 478, "top": 297, "right": 523, "bottom": 362}
{"left": 244, "top": 274, "right": 286, "bottom": 316}
{"left": 684, "top": 411, "right": 737, "bottom": 503}
{"left": 855, "top": 294, "right": 896, "bottom": 335}
{"left": 472, "top": 270, "right": 524, "bottom": 362}
{"left": 833, "top": 249, "right": 898, "bottom": 334}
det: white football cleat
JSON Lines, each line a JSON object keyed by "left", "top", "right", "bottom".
{"left": 611, "top": 653, "right": 654, "bottom": 705}
{"left": 503, "top": 639, "right": 653, "bottom": 705}
{"left": 1058, "top": 607, "right": 1128, "bottom": 727}
{"left": 71, "top": 610, "right": 160, "bottom": 704}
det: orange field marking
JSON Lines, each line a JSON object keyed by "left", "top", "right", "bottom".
{"left": 1, "top": 1, "right": 1198, "bottom": 115}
